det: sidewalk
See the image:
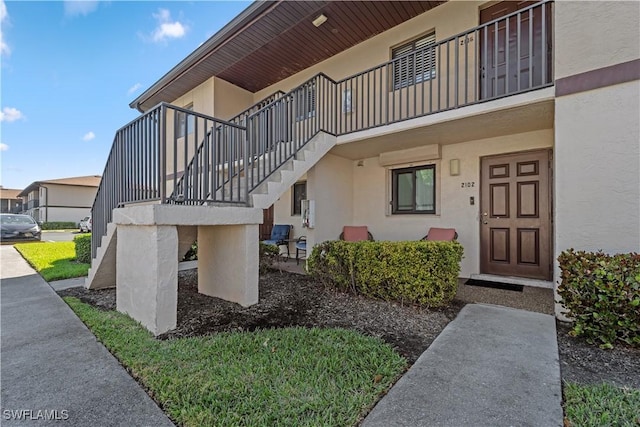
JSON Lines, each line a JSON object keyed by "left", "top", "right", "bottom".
{"left": 363, "top": 304, "right": 563, "bottom": 427}
{"left": 1, "top": 246, "right": 174, "bottom": 426}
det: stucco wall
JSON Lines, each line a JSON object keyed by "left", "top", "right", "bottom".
{"left": 44, "top": 184, "right": 97, "bottom": 208}
{"left": 171, "top": 77, "right": 215, "bottom": 116}
{"left": 305, "top": 153, "right": 355, "bottom": 249}
{"left": 554, "top": 0, "right": 640, "bottom": 79}
{"left": 213, "top": 77, "right": 254, "bottom": 120}
{"left": 554, "top": 80, "right": 640, "bottom": 256}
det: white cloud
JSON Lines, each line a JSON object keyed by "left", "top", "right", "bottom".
{"left": 127, "top": 82, "right": 142, "bottom": 95}
{"left": 1, "top": 0, "right": 10, "bottom": 56}
{"left": 151, "top": 9, "right": 187, "bottom": 43}
{"left": 0, "top": 143, "right": 8, "bottom": 151}
{"left": 0, "top": 107, "right": 24, "bottom": 123}
{"left": 64, "top": 0, "right": 99, "bottom": 17}
{"left": 82, "top": 131, "right": 96, "bottom": 141}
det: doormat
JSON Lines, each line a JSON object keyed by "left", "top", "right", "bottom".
{"left": 464, "top": 279, "right": 524, "bottom": 292}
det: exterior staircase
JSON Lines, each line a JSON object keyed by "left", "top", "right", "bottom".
{"left": 86, "top": 76, "right": 336, "bottom": 289}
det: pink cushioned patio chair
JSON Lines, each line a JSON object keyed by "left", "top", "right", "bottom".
{"left": 339, "top": 226, "right": 374, "bottom": 242}
{"left": 421, "top": 227, "right": 458, "bottom": 241}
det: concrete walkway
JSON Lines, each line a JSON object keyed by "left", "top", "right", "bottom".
{"left": 1, "top": 246, "right": 174, "bottom": 426}
{"left": 363, "top": 304, "right": 563, "bottom": 427}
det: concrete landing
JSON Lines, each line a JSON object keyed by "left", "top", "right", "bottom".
{"left": 363, "top": 304, "right": 563, "bottom": 427}
{"left": 1, "top": 246, "right": 174, "bottom": 426}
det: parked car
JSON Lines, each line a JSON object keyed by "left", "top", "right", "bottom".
{"left": 0, "top": 214, "right": 41, "bottom": 243}
{"left": 79, "top": 216, "right": 92, "bottom": 233}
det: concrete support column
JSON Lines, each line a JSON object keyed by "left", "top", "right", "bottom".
{"left": 197, "top": 224, "right": 259, "bottom": 307}
{"left": 116, "top": 225, "right": 178, "bottom": 335}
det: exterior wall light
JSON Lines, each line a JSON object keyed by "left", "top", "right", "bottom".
{"left": 450, "top": 158, "right": 460, "bottom": 176}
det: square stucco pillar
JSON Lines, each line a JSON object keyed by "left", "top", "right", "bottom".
{"left": 197, "top": 224, "right": 259, "bottom": 307}
{"left": 116, "top": 225, "right": 178, "bottom": 336}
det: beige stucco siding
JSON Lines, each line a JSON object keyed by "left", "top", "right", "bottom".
{"left": 554, "top": 0, "right": 640, "bottom": 79}
{"left": 305, "top": 153, "right": 355, "bottom": 250}
{"left": 171, "top": 77, "right": 215, "bottom": 116}
{"left": 42, "top": 184, "right": 96, "bottom": 208}
{"left": 554, "top": 80, "right": 640, "bottom": 255}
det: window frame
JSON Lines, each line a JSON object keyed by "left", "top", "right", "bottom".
{"left": 391, "top": 164, "right": 436, "bottom": 214}
{"left": 391, "top": 32, "right": 437, "bottom": 90}
{"left": 295, "top": 82, "right": 316, "bottom": 121}
{"left": 291, "top": 181, "right": 307, "bottom": 216}
{"left": 177, "top": 103, "right": 195, "bottom": 138}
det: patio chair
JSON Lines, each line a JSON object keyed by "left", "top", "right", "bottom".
{"left": 295, "top": 236, "right": 307, "bottom": 265}
{"left": 339, "top": 226, "right": 374, "bottom": 242}
{"left": 421, "top": 227, "right": 458, "bottom": 241}
{"left": 261, "top": 224, "right": 292, "bottom": 257}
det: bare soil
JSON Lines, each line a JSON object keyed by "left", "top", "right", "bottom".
{"left": 58, "top": 270, "right": 640, "bottom": 386}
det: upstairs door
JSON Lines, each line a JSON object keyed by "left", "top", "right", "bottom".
{"left": 479, "top": 1, "right": 552, "bottom": 99}
{"left": 480, "top": 150, "right": 552, "bottom": 280}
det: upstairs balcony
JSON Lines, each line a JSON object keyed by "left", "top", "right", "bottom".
{"left": 92, "top": 0, "right": 553, "bottom": 257}
{"left": 27, "top": 200, "right": 39, "bottom": 210}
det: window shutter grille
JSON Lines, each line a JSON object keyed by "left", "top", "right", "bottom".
{"left": 392, "top": 33, "right": 436, "bottom": 89}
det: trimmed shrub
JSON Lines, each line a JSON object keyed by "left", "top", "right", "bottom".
{"left": 182, "top": 241, "right": 198, "bottom": 262}
{"left": 74, "top": 234, "right": 92, "bottom": 264}
{"left": 557, "top": 249, "right": 640, "bottom": 348}
{"left": 259, "top": 243, "right": 280, "bottom": 274}
{"left": 308, "top": 240, "right": 464, "bottom": 307}
{"left": 42, "top": 221, "right": 78, "bottom": 230}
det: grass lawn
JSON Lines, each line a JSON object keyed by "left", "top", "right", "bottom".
{"left": 64, "top": 297, "right": 406, "bottom": 427}
{"left": 15, "top": 241, "right": 89, "bottom": 281}
{"left": 564, "top": 382, "right": 640, "bottom": 426}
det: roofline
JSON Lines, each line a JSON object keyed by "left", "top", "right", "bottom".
{"left": 18, "top": 179, "right": 101, "bottom": 197}
{"left": 129, "top": 0, "right": 277, "bottom": 113}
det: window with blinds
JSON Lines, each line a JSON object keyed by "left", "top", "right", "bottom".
{"left": 392, "top": 33, "right": 436, "bottom": 90}
{"left": 295, "top": 81, "right": 316, "bottom": 121}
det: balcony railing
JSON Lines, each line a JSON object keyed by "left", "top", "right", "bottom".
{"left": 91, "top": 0, "right": 553, "bottom": 259}
{"left": 27, "top": 200, "right": 39, "bottom": 210}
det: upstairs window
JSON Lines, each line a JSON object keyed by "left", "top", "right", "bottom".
{"left": 392, "top": 32, "right": 436, "bottom": 90}
{"left": 295, "top": 81, "right": 316, "bottom": 121}
{"left": 177, "top": 103, "right": 195, "bottom": 138}
{"left": 392, "top": 165, "right": 436, "bottom": 214}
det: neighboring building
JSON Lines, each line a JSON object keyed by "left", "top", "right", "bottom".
{"left": 0, "top": 187, "right": 24, "bottom": 214}
{"left": 87, "top": 0, "right": 640, "bottom": 335}
{"left": 19, "top": 176, "right": 101, "bottom": 224}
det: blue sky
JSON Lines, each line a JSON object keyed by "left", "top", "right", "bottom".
{"left": 0, "top": 0, "right": 251, "bottom": 190}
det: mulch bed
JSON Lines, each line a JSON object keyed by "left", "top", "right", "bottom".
{"left": 58, "top": 270, "right": 640, "bottom": 386}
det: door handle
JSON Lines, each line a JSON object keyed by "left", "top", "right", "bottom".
{"left": 482, "top": 212, "right": 488, "bottom": 225}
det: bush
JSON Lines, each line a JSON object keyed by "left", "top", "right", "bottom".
{"left": 42, "top": 221, "right": 78, "bottom": 230}
{"left": 259, "top": 243, "right": 280, "bottom": 274}
{"left": 74, "top": 234, "right": 92, "bottom": 264}
{"left": 557, "top": 249, "right": 640, "bottom": 348}
{"left": 308, "top": 240, "right": 463, "bottom": 307}
{"left": 179, "top": 240, "right": 279, "bottom": 275}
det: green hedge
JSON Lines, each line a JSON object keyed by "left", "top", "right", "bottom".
{"left": 74, "top": 234, "right": 92, "bottom": 264}
{"left": 42, "top": 221, "right": 78, "bottom": 230}
{"left": 557, "top": 249, "right": 640, "bottom": 348}
{"left": 308, "top": 240, "right": 464, "bottom": 307}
